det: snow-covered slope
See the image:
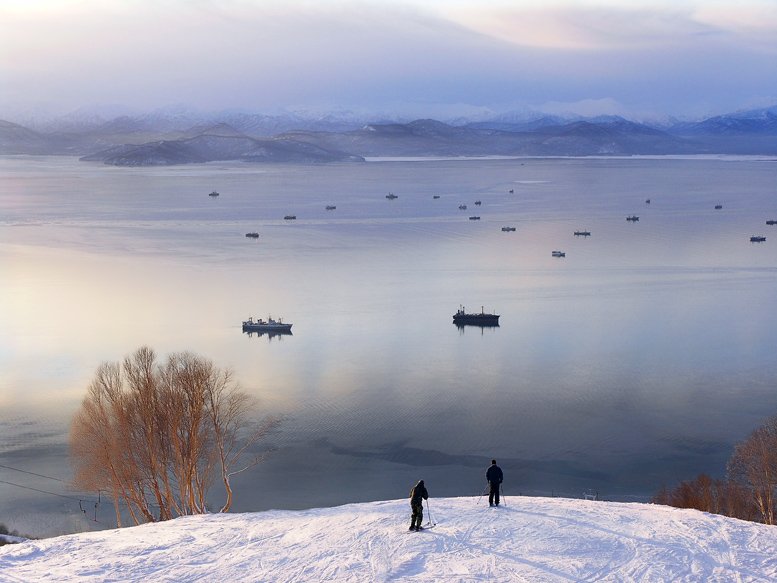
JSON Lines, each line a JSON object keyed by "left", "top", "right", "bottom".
{"left": 1, "top": 496, "right": 775, "bottom": 582}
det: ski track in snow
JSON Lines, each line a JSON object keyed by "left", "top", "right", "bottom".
{"left": 2, "top": 496, "right": 777, "bottom": 582}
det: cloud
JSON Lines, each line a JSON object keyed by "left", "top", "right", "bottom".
{"left": 434, "top": 0, "right": 777, "bottom": 51}
{"left": 0, "top": 0, "right": 775, "bottom": 117}
{"left": 539, "top": 97, "right": 629, "bottom": 118}
{"left": 692, "top": 0, "right": 777, "bottom": 33}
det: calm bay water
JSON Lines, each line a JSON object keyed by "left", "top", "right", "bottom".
{"left": 1, "top": 155, "right": 776, "bottom": 536}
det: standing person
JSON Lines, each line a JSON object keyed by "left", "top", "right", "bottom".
{"left": 409, "top": 480, "right": 428, "bottom": 531}
{"left": 486, "top": 459, "right": 503, "bottom": 507}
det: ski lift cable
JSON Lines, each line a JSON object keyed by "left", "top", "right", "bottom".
{"left": 0, "top": 478, "right": 92, "bottom": 503}
{"left": 0, "top": 462, "right": 67, "bottom": 482}
{"left": 0, "top": 479, "right": 106, "bottom": 525}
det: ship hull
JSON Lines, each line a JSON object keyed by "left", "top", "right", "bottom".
{"left": 242, "top": 323, "right": 293, "bottom": 332}
{"left": 452, "top": 314, "right": 500, "bottom": 325}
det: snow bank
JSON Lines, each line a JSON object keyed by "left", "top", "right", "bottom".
{"left": 1, "top": 496, "right": 776, "bottom": 582}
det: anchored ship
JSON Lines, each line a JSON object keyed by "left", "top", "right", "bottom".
{"left": 242, "top": 316, "right": 293, "bottom": 333}
{"left": 452, "top": 306, "right": 500, "bottom": 327}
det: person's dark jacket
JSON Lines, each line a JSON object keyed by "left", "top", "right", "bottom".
{"left": 410, "top": 480, "right": 428, "bottom": 504}
{"left": 486, "top": 464, "right": 503, "bottom": 485}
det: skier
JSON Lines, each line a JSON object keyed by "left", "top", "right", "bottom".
{"left": 486, "top": 459, "right": 503, "bottom": 507}
{"left": 409, "top": 479, "right": 428, "bottom": 531}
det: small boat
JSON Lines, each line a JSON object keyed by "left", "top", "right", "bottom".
{"left": 509, "top": 189, "right": 514, "bottom": 194}
{"left": 501, "top": 226, "right": 516, "bottom": 232}
{"left": 242, "top": 316, "right": 293, "bottom": 333}
{"left": 626, "top": 215, "right": 639, "bottom": 222}
{"left": 574, "top": 230, "right": 591, "bottom": 237}
{"left": 469, "top": 216, "right": 481, "bottom": 221}
{"left": 474, "top": 200, "right": 482, "bottom": 206}
{"left": 386, "top": 193, "right": 398, "bottom": 200}
{"left": 433, "top": 195, "right": 440, "bottom": 199}
{"left": 551, "top": 250, "right": 566, "bottom": 257}
{"left": 208, "top": 191, "right": 220, "bottom": 197}
{"left": 453, "top": 306, "right": 499, "bottom": 326}
{"left": 645, "top": 199, "right": 651, "bottom": 204}
{"left": 766, "top": 220, "right": 776, "bottom": 225}
{"left": 284, "top": 215, "right": 297, "bottom": 220}
{"left": 750, "top": 236, "right": 767, "bottom": 243}
{"left": 325, "top": 205, "right": 336, "bottom": 210}
{"left": 715, "top": 205, "right": 723, "bottom": 210}
{"left": 458, "top": 204, "right": 467, "bottom": 210}
{"left": 245, "top": 232, "right": 259, "bottom": 238}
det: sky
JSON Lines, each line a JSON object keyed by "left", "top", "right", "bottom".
{"left": 1, "top": 0, "right": 776, "bottom": 121}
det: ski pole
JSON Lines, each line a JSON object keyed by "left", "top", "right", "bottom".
{"left": 501, "top": 483, "right": 507, "bottom": 507}
{"left": 426, "top": 499, "right": 435, "bottom": 526}
{"left": 476, "top": 484, "right": 489, "bottom": 505}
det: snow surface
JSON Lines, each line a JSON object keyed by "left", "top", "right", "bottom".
{"left": 2, "top": 496, "right": 776, "bottom": 582}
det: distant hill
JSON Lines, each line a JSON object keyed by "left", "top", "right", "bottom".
{"left": 666, "top": 106, "right": 777, "bottom": 155}
{"left": 2, "top": 104, "right": 776, "bottom": 163}
{"left": 280, "top": 118, "right": 699, "bottom": 158}
{"left": 80, "top": 129, "right": 365, "bottom": 166}
{"left": 0, "top": 119, "right": 50, "bottom": 153}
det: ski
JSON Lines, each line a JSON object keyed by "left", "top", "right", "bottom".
{"left": 405, "top": 524, "right": 436, "bottom": 532}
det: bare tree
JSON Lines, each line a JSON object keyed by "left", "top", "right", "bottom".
{"left": 728, "top": 415, "right": 777, "bottom": 525}
{"left": 70, "top": 347, "right": 278, "bottom": 527}
{"left": 651, "top": 474, "right": 758, "bottom": 522}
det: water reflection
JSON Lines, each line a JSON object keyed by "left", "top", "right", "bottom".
{"left": 1, "top": 156, "right": 776, "bottom": 537}
{"left": 454, "top": 321, "right": 501, "bottom": 333}
{"left": 243, "top": 329, "right": 294, "bottom": 341}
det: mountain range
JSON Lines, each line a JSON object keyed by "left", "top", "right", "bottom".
{"left": 1, "top": 106, "right": 775, "bottom": 165}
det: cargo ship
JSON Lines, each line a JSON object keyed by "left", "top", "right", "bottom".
{"left": 452, "top": 306, "right": 500, "bottom": 326}
{"left": 242, "top": 316, "right": 292, "bottom": 333}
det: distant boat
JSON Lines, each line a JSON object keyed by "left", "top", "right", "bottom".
{"left": 645, "top": 199, "right": 651, "bottom": 204}
{"left": 458, "top": 204, "right": 467, "bottom": 210}
{"left": 509, "top": 189, "right": 514, "bottom": 193}
{"left": 574, "top": 230, "right": 591, "bottom": 236}
{"left": 284, "top": 215, "right": 297, "bottom": 220}
{"left": 453, "top": 306, "right": 499, "bottom": 327}
{"left": 474, "top": 200, "right": 482, "bottom": 206}
{"left": 386, "top": 193, "right": 398, "bottom": 200}
{"left": 750, "top": 235, "right": 767, "bottom": 243}
{"left": 242, "top": 316, "right": 292, "bottom": 333}
{"left": 766, "top": 220, "right": 776, "bottom": 225}
{"left": 626, "top": 215, "right": 639, "bottom": 222}
{"left": 433, "top": 195, "right": 440, "bottom": 199}
{"left": 501, "top": 226, "right": 516, "bottom": 232}
{"left": 208, "top": 191, "right": 220, "bottom": 197}
{"left": 552, "top": 250, "right": 566, "bottom": 257}
{"left": 325, "top": 205, "right": 336, "bottom": 210}
{"left": 245, "top": 232, "right": 259, "bottom": 238}
{"left": 469, "top": 216, "right": 481, "bottom": 220}
{"left": 715, "top": 205, "right": 723, "bottom": 210}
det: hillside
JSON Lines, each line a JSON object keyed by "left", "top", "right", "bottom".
{"left": 3, "top": 105, "right": 776, "bottom": 162}
{"left": 80, "top": 131, "right": 365, "bottom": 166}
{"left": 1, "top": 496, "right": 775, "bottom": 582}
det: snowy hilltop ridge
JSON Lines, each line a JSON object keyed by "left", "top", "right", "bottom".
{"left": 1, "top": 496, "right": 776, "bottom": 582}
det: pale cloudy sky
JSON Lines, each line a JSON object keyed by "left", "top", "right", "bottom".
{"left": 1, "top": 0, "right": 775, "bottom": 119}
